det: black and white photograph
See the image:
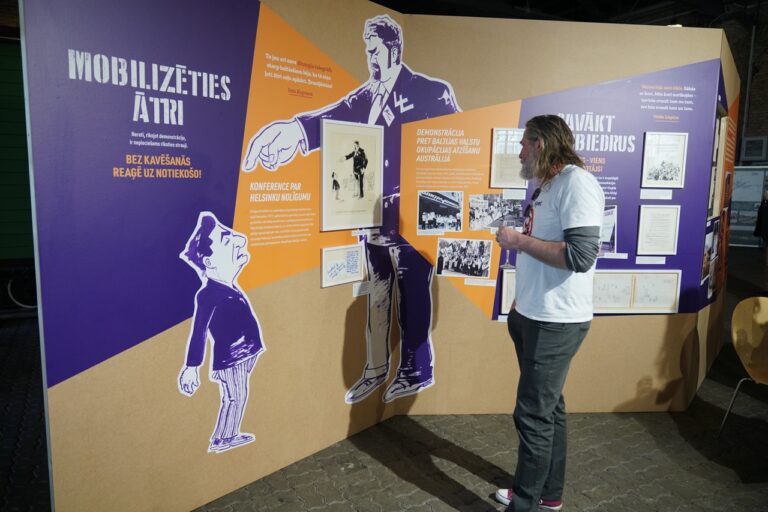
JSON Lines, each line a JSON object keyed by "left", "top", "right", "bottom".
{"left": 490, "top": 127, "right": 527, "bottom": 189}
{"left": 322, "top": 119, "right": 384, "bottom": 231}
{"left": 417, "top": 191, "right": 463, "bottom": 234}
{"left": 435, "top": 238, "right": 493, "bottom": 278}
{"left": 469, "top": 194, "right": 524, "bottom": 231}
{"left": 641, "top": 131, "right": 688, "bottom": 189}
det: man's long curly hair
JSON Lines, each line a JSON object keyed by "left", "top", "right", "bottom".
{"left": 525, "top": 115, "right": 584, "bottom": 187}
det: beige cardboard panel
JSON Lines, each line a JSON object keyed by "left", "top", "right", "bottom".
{"left": 703, "top": 294, "right": 726, "bottom": 374}
{"left": 402, "top": 304, "right": 720, "bottom": 415}
{"left": 48, "top": 268, "right": 398, "bottom": 512}
{"left": 405, "top": 15, "right": 725, "bottom": 110}
{"left": 262, "top": 0, "right": 406, "bottom": 84}
{"left": 565, "top": 313, "right": 700, "bottom": 412}
{"left": 720, "top": 31, "right": 741, "bottom": 108}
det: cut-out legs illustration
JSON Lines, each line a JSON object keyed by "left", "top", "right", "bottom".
{"left": 178, "top": 212, "right": 265, "bottom": 453}
{"left": 209, "top": 356, "right": 257, "bottom": 451}
{"left": 345, "top": 238, "right": 435, "bottom": 403}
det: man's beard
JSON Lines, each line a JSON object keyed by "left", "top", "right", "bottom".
{"left": 520, "top": 158, "right": 536, "bottom": 180}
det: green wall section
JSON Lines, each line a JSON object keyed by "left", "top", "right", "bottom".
{"left": 0, "top": 40, "right": 33, "bottom": 261}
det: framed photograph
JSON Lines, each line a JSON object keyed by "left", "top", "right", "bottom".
{"left": 469, "top": 193, "right": 524, "bottom": 231}
{"left": 500, "top": 268, "right": 516, "bottom": 314}
{"left": 490, "top": 127, "right": 527, "bottom": 189}
{"left": 637, "top": 204, "right": 680, "bottom": 255}
{"left": 321, "top": 243, "right": 366, "bottom": 288}
{"left": 417, "top": 191, "right": 463, "bottom": 235}
{"left": 641, "top": 132, "right": 688, "bottom": 189}
{"left": 592, "top": 271, "right": 633, "bottom": 313}
{"left": 321, "top": 119, "right": 384, "bottom": 231}
{"left": 631, "top": 271, "right": 680, "bottom": 313}
{"left": 598, "top": 205, "right": 618, "bottom": 256}
{"left": 435, "top": 238, "right": 492, "bottom": 278}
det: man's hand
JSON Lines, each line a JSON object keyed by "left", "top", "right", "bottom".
{"left": 496, "top": 225, "right": 524, "bottom": 251}
{"left": 242, "top": 119, "right": 305, "bottom": 172}
{"left": 178, "top": 366, "right": 200, "bottom": 396}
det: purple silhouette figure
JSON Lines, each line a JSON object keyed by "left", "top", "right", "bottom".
{"left": 241, "top": 15, "right": 460, "bottom": 404}
{"left": 178, "top": 212, "right": 266, "bottom": 453}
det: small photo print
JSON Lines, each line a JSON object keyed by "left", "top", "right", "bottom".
{"left": 435, "top": 238, "right": 493, "bottom": 278}
{"left": 417, "top": 191, "right": 464, "bottom": 234}
{"left": 469, "top": 194, "right": 524, "bottom": 231}
{"left": 321, "top": 243, "right": 366, "bottom": 288}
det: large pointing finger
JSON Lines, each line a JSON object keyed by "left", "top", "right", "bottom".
{"left": 243, "top": 126, "right": 278, "bottom": 172}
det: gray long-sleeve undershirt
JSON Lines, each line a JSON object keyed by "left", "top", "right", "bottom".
{"left": 564, "top": 226, "right": 601, "bottom": 273}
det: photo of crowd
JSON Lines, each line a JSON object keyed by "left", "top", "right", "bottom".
{"left": 645, "top": 160, "right": 682, "bottom": 183}
{"left": 417, "top": 191, "right": 463, "bottom": 234}
{"left": 435, "top": 238, "right": 492, "bottom": 278}
{"left": 469, "top": 194, "right": 524, "bottom": 231}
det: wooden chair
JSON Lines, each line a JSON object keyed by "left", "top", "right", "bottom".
{"left": 718, "top": 296, "right": 768, "bottom": 437}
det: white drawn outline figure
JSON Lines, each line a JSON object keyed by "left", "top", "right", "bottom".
{"left": 178, "top": 211, "right": 266, "bottom": 453}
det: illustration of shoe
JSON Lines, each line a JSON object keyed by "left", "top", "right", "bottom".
{"left": 383, "top": 372, "right": 434, "bottom": 403}
{"left": 345, "top": 367, "right": 388, "bottom": 404}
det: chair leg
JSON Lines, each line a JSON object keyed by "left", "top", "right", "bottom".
{"left": 717, "top": 377, "right": 753, "bottom": 438}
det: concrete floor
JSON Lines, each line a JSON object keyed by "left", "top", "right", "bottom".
{"left": 1, "top": 246, "right": 767, "bottom": 511}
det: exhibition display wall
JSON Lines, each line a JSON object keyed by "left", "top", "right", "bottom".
{"left": 20, "top": 0, "right": 739, "bottom": 510}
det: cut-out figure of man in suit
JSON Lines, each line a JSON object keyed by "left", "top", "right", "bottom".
{"left": 178, "top": 212, "right": 265, "bottom": 452}
{"left": 242, "top": 15, "right": 460, "bottom": 403}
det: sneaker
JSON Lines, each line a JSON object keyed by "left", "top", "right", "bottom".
{"left": 494, "top": 488, "right": 513, "bottom": 506}
{"left": 494, "top": 489, "right": 563, "bottom": 510}
{"left": 539, "top": 498, "right": 563, "bottom": 511}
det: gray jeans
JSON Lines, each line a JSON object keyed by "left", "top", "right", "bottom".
{"left": 506, "top": 309, "right": 591, "bottom": 512}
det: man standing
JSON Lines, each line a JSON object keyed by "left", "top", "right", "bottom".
{"left": 494, "top": 115, "right": 604, "bottom": 511}
{"left": 178, "top": 212, "right": 266, "bottom": 453}
{"left": 241, "top": 14, "right": 460, "bottom": 404}
{"left": 343, "top": 141, "right": 367, "bottom": 198}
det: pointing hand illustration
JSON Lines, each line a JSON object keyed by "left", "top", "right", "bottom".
{"left": 242, "top": 119, "right": 305, "bottom": 172}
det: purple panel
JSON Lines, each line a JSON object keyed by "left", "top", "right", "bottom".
{"left": 23, "top": 0, "right": 260, "bottom": 386}
{"left": 519, "top": 60, "right": 720, "bottom": 313}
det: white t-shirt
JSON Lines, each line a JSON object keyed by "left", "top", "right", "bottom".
{"left": 515, "top": 165, "right": 605, "bottom": 323}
